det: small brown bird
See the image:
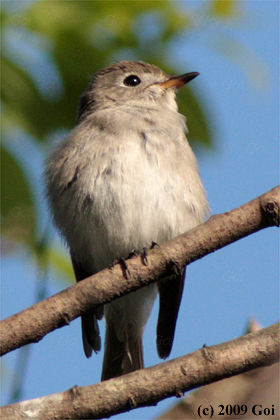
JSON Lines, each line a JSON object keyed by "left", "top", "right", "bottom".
{"left": 45, "top": 61, "right": 209, "bottom": 381}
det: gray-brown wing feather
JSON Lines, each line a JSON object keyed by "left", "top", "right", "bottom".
{"left": 71, "top": 255, "right": 103, "bottom": 357}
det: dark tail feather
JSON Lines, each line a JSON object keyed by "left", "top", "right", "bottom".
{"left": 156, "top": 268, "right": 186, "bottom": 359}
{"left": 101, "top": 323, "right": 144, "bottom": 381}
{"left": 81, "top": 309, "right": 101, "bottom": 358}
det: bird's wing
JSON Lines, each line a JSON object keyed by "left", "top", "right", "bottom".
{"left": 71, "top": 255, "right": 104, "bottom": 357}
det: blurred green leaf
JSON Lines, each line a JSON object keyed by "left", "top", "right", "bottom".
{"left": 3, "top": 0, "right": 257, "bottom": 259}
{"left": 47, "top": 247, "right": 75, "bottom": 284}
{"left": 211, "top": 0, "right": 238, "bottom": 18}
{"left": 1, "top": 146, "right": 36, "bottom": 247}
{"left": 214, "top": 37, "right": 269, "bottom": 89}
{"left": 2, "top": 0, "right": 212, "bottom": 147}
{"left": 1, "top": 56, "right": 54, "bottom": 140}
{"left": 177, "top": 88, "right": 211, "bottom": 147}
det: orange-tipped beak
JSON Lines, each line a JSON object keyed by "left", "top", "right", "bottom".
{"left": 156, "top": 71, "right": 199, "bottom": 90}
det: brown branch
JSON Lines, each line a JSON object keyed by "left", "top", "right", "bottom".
{"left": 1, "top": 186, "right": 279, "bottom": 356}
{"left": 156, "top": 319, "right": 279, "bottom": 420}
{"left": 1, "top": 322, "right": 279, "bottom": 420}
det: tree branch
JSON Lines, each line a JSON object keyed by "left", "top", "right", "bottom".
{"left": 1, "top": 322, "right": 279, "bottom": 420}
{"left": 1, "top": 186, "right": 279, "bottom": 356}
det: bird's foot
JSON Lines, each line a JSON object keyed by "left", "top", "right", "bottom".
{"left": 119, "top": 257, "right": 131, "bottom": 278}
{"left": 150, "top": 241, "right": 159, "bottom": 249}
{"left": 127, "top": 249, "right": 141, "bottom": 259}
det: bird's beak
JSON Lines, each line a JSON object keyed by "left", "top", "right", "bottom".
{"left": 156, "top": 72, "right": 199, "bottom": 90}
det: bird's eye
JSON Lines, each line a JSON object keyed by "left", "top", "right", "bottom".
{"left": 123, "top": 75, "right": 141, "bottom": 87}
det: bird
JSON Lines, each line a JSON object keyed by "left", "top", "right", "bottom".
{"left": 44, "top": 61, "right": 209, "bottom": 381}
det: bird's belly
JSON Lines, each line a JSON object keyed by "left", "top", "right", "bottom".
{"left": 53, "top": 135, "right": 207, "bottom": 345}
{"left": 60, "top": 133, "right": 206, "bottom": 273}
{"left": 68, "top": 166, "right": 200, "bottom": 273}
{"left": 104, "top": 282, "right": 158, "bottom": 341}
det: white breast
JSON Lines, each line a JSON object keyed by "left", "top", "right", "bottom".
{"left": 46, "top": 106, "right": 209, "bottom": 273}
{"left": 45, "top": 106, "right": 209, "bottom": 341}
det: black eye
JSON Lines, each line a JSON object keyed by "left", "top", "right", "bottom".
{"left": 123, "top": 75, "right": 141, "bottom": 87}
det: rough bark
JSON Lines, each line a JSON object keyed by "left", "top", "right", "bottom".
{"left": 1, "top": 323, "right": 279, "bottom": 420}
{"left": 1, "top": 185, "right": 279, "bottom": 357}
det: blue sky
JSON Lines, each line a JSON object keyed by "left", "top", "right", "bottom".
{"left": 1, "top": 2, "right": 279, "bottom": 419}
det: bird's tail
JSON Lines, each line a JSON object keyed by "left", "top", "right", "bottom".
{"left": 101, "top": 323, "right": 144, "bottom": 381}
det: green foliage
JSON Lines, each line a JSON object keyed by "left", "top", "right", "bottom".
{"left": 1, "top": 146, "right": 36, "bottom": 247}
{"left": 1, "top": 0, "right": 241, "bottom": 275}
{"left": 1, "top": 1, "right": 211, "bottom": 145}
{"left": 47, "top": 246, "right": 75, "bottom": 284}
{"left": 211, "top": 0, "right": 238, "bottom": 18}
